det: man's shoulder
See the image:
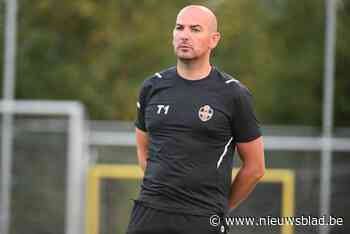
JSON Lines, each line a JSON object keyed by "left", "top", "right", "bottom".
{"left": 214, "top": 68, "right": 250, "bottom": 97}
{"left": 142, "top": 66, "right": 176, "bottom": 87}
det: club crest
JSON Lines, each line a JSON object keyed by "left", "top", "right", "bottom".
{"left": 198, "top": 105, "right": 214, "bottom": 122}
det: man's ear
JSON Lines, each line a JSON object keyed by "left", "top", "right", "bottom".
{"left": 210, "top": 32, "right": 221, "bottom": 49}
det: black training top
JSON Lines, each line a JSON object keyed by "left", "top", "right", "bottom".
{"left": 134, "top": 66, "right": 261, "bottom": 216}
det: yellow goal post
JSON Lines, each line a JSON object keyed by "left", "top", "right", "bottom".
{"left": 86, "top": 165, "right": 295, "bottom": 234}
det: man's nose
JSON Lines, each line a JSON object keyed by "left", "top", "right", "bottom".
{"left": 178, "top": 28, "right": 190, "bottom": 41}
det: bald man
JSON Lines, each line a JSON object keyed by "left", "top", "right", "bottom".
{"left": 126, "top": 5, "right": 265, "bottom": 234}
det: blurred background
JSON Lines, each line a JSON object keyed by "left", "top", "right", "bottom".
{"left": 0, "top": 0, "right": 349, "bottom": 234}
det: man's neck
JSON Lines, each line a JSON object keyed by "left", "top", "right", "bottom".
{"left": 176, "top": 59, "right": 212, "bottom": 81}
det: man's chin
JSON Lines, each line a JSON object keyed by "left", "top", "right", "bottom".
{"left": 176, "top": 54, "right": 196, "bottom": 61}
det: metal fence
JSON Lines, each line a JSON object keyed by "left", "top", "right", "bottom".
{"left": 0, "top": 101, "right": 88, "bottom": 234}
{"left": 89, "top": 121, "right": 350, "bottom": 234}
{"left": 1, "top": 107, "right": 349, "bottom": 234}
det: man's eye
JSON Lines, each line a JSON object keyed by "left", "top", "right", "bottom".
{"left": 175, "top": 26, "right": 183, "bottom": 30}
{"left": 191, "top": 28, "right": 201, "bottom": 32}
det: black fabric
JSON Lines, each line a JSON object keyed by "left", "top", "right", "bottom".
{"left": 126, "top": 201, "right": 228, "bottom": 234}
{"left": 134, "top": 66, "right": 261, "bottom": 216}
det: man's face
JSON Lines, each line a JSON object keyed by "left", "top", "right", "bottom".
{"left": 172, "top": 7, "right": 219, "bottom": 61}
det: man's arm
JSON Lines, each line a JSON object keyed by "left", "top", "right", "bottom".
{"left": 228, "top": 136, "right": 265, "bottom": 211}
{"left": 135, "top": 127, "right": 149, "bottom": 172}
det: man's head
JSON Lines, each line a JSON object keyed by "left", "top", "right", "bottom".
{"left": 173, "top": 5, "right": 221, "bottom": 62}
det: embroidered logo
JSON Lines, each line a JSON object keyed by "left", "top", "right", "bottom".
{"left": 198, "top": 105, "right": 214, "bottom": 122}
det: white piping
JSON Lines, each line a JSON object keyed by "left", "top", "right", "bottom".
{"left": 216, "top": 137, "right": 233, "bottom": 168}
{"left": 225, "top": 79, "right": 238, "bottom": 84}
{"left": 155, "top": 72, "right": 162, "bottom": 78}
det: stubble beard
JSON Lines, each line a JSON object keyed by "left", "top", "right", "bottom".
{"left": 175, "top": 49, "right": 198, "bottom": 63}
